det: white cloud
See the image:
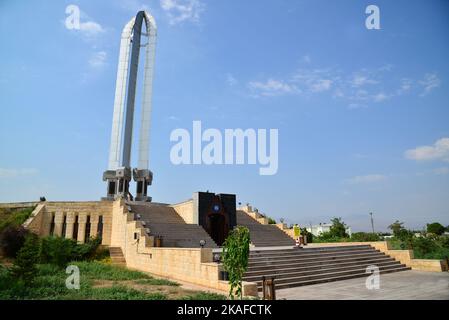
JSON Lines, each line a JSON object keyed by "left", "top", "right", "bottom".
{"left": 226, "top": 73, "right": 237, "bottom": 86}
{"left": 79, "top": 21, "right": 105, "bottom": 37}
{"left": 248, "top": 79, "right": 298, "bottom": 97}
{"left": 433, "top": 167, "right": 449, "bottom": 175}
{"left": 345, "top": 174, "right": 387, "bottom": 184}
{"left": 405, "top": 137, "right": 449, "bottom": 162}
{"left": 419, "top": 73, "right": 441, "bottom": 96}
{"left": 0, "top": 168, "right": 38, "bottom": 178}
{"left": 373, "top": 92, "right": 389, "bottom": 102}
{"left": 89, "top": 51, "right": 107, "bottom": 68}
{"left": 64, "top": 9, "right": 105, "bottom": 39}
{"left": 310, "top": 79, "right": 332, "bottom": 92}
{"left": 160, "top": 0, "right": 204, "bottom": 25}
{"left": 350, "top": 74, "right": 378, "bottom": 87}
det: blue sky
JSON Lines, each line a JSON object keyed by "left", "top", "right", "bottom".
{"left": 1, "top": 0, "right": 448, "bottom": 232}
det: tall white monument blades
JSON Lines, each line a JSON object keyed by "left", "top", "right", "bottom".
{"left": 103, "top": 11, "right": 157, "bottom": 202}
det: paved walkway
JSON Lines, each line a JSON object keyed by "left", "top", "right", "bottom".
{"left": 275, "top": 271, "right": 449, "bottom": 300}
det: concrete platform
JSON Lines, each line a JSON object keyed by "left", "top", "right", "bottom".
{"left": 275, "top": 270, "right": 449, "bottom": 300}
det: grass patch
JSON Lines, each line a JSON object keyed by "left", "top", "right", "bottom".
{"left": 0, "top": 261, "right": 226, "bottom": 300}
{"left": 75, "top": 261, "right": 151, "bottom": 281}
{"left": 134, "top": 278, "right": 180, "bottom": 286}
{"left": 181, "top": 291, "right": 227, "bottom": 300}
{"left": 0, "top": 207, "right": 35, "bottom": 232}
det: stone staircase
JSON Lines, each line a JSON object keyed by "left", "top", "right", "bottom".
{"left": 243, "top": 245, "right": 411, "bottom": 291}
{"left": 236, "top": 210, "right": 295, "bottom": 247}
{"left": 109, "top": 247, "right": 126, "bottom": 267}
{"left": 129, "top": 203, "right": 218, "bottom": 248}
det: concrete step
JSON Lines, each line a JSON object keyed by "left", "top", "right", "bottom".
{"left": 256, "top": 266, "right": 411, "bottom": 291}
{"left": 109, "top": 247, "right": 126, "bottom": 266}
{"left": 244, "top": 260, "right": 401, "bottom": 282}
{"left": 247, "top": 254, "right": 395, "bottom": 272}
{"left": 129, "top": 203, "right": 218, "bottom": 248}
{"left": 249, "top": 245, "right": 372, "bottom": 256}
{"left": 247, "top": 252, "right": 386, "bottom": 268}
{"left": 249, "top": 248, "right": 379, "bottom": 261}
{"left": 245, "top": 256, "right": 397, "bottom": 277}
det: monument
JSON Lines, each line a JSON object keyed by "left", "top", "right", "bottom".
{"left": 102, "top": 11, "right": 157, "bottom": 202}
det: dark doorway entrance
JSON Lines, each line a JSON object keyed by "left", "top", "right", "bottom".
{"left": 208, "top": 213, "right": 227, "bottom": 246}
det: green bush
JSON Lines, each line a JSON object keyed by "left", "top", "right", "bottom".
{"left": 427, "top": 222, "right": 445, "bottom": 236}
{"left": 267, "top": 217, "right": 276, "bottom": 224}
{"left": 11, "top": 234, "right": 40, "bottom": 283}
{"left": 350, "top": 232, "right": 380, "bottom": 242}
{"left": 222, "top": 226, "right": 250, "bottom": 300}
{"left": 39, "top": 236, "right": 102, "bottom": 268}
{"left": 0, "top": 226, "right": 31, "bottom": 258}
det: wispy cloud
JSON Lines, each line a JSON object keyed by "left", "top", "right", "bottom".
{"left": 419, "top": 73, "right": 441, "bottom": 96}
{"left": 160, "top": 0, "right": 204, "bottom": 25}
{"left": 248, "top": 79, "right": 299, "bottom": 97}
{"left": 405, "top": 137, "right": 449, "bottom": 162}
{"left": 64, "top": 10, "right": 105, "bottom": 40}
{"left": 245, "top": 59, "right": 440, "bottom": 105}
{"left": 0, "top": 168, "right": 39, "bottom": 178}
{"left": 345, "top": 174, "right": 387, "bottom": 184}
{"left": 89, "top": 51, "right": 107, "bottom": 68}
{"left": 226, "top": 73, "right": 238, "bottom": 86}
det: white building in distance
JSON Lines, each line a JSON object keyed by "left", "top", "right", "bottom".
{"left": 306, "top": 223, "right": 352, "bottom": 237}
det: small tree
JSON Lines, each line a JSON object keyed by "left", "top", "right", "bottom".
{"left": 388, "top": 220, "right": 405, "bottom": 237}
{"left": 0, "top": 226, "right": 31, "bottom": 258}
{"left": 427, "top": 222, "right": 445, "bottom": 236}
{"left": 329, "top": 217, "right": 348, "bottom": 238}
{"left": 222, "top": 226, "right": 250, "bottom": 300}
{"left": 11, "top": 234, "right": 40, "bottom": 283}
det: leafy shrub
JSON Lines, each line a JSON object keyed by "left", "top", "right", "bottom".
{"left": 40, "top": 237, "right": 76, "bottom": 268}
{"left": 11, "top": 234, "right": 40, "bottom": 283}
{"left": 300, "top": 227, "right": 313, "bottom": 243}
{"left": 267, "top": 217, "right": 276, "bottom": 224}
{"left": 39, "top": 236, "right": 102, "bottom": 268}
{"left": 222, "top": 226, "right": 250, "bottom": 300}
{"left": 388, "top": 220, "right": 405, "bottom": 237}
{"left": 0, "top": 226, "right": 31, "bottom": 258}
{"left": 329, "top": 217, "right": 349, "bottom": 238}
{"left": 350, "top": 232, "right": 380, "bottom": 242}
{"left": 427, "top": 222, "right": 445, "bottom": 236}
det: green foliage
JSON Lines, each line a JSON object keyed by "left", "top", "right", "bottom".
{"left": 181, "top": 292, "right": 227, "bottom": 300}
{"left": 427, "top": 222, "right": 445, "bottom": 236}
{"left": 329, "top": 218, "right": 349, "bottom": 238}
{"left": 40, "top": 237, "right": 75, "bottom": 268}
{"left": 0, "top": 262, "right": 165, "bottom": 300}
{"left": 350, "top": 232, "right": 381, "bottom": 242}
{"left": 0, "top": 207, "right": 35, "bottom": 232}
{"left": 267, "top": 217, "right": 276, "bottom": 224}
{"left": 75, "top": 261, "right": 150, "bottom": 281}
{"left": 135, "top": 278, "right": 179, "bottom": 286}
{"left": 88, "top": 285, "right": 167, "bottom": 300}
{"left": 0, "top": 226, "right": 31, "bottom": 258}
{"left": 39, "top": 236, "right": 102, "bottom": 268}
{"left": 11, "top": 234, "right": 40, "bottom": 283}
{"left": 388, "top": 220, "right": 405, "bottom": 237}
{"left": 222, "top": 226, "right": 250, "bottom": 300}
{"left": 300, "top": 227, "right": 313, "bottom": 243}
